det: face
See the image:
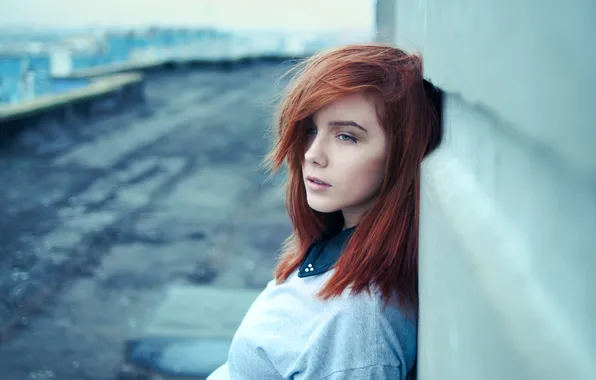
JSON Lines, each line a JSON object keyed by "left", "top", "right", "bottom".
{"left": 302, "top": 92, "right": 388, "bottom": 228}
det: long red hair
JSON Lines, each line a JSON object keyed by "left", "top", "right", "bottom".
{"left": 262, "top": 43, "right": 441, "bottom": 312}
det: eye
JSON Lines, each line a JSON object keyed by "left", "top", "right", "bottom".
{"left": 338, "top": 134, "right": 357, "bottom": 143}
{"left": 306, "top": 127, "right": 317, "bottom": 136}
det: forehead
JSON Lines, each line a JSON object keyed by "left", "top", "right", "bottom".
{"left": 313, "top": 93, "right": 380, "bottom": 126}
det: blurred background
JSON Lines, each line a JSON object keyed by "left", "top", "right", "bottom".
{"left": 0, "top": 0, "right": 374, "bottom": 104}
{"left": 1, "top": 0, "right": 595, "bottom": 380}
{"left": 0, "top": 0, "right": 374, "bottom": 31}
{"left": 0, "top": 1, "right": 376, "bottom": 379}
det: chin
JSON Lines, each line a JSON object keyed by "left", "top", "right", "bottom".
{"left": 306, "top": 198, "right": 341, "bottom": 214}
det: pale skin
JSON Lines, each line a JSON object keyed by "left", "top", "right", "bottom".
{"left": 302, "top": 92, "right": 388, "bottom": 229}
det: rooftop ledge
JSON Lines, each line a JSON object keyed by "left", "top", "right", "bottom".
{"left": 0, "top": 72, "right": 144, "bottom": 123}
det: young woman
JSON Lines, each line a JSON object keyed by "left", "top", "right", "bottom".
{"left": 207, "top": 43, "right": 441, "bottom": 380}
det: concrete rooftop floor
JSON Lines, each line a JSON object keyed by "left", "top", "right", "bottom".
{"left": 0, "top": 61, "right": 294, "bottom": 380}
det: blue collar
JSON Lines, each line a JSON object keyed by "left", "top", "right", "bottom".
{"left": 297, "top": 226, "right": 356, "bottom": 278}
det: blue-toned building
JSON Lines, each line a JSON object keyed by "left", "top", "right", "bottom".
{"left": 0, "top": 51, "right": 57, "bottom": 104}
{"left": 70, "top": 53, "right": 101, "bottom": 71}
{"left": 154, "top": 28, "right": 177, "bottom": 48}
{"left": 131, "top": 30, "right": 153, "bottom": 51}
{"left": 0, "top": 54, "right": 23, "bottom": 104}
{"left": 26, "top": 54, "right": 52, "bottom": 97}
{"left": 194, "top": 28, "right": 218, "bottom": 41}
{"left": 105, "top": 32, "right": 132, "bottom": 64}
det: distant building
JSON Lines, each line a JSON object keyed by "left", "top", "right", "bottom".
{"left": 0, "top": 51, "right": 53, "bottom": 104}
{"left": 0, "top": 53, "right": 27, "bottom": 104}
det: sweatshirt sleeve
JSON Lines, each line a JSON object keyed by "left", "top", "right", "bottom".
{"left": 318, "top": 364, "right": 403, "bottom": 380}
{"left": 292, "top": 295, "right": 414, "bottom": 380}
{"left": 205, "top": 362, "right": 229, "bottom": 380}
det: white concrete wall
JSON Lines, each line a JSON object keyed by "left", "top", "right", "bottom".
{"left": 376, "top": 1, "right": 596, "bottom": 379}
{"left": 375, "top": 0, "right": 396, "bottom": 44}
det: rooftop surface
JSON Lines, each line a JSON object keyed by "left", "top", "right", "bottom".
{"left": 0, "top": 61, "right": 293, "bottom": 379}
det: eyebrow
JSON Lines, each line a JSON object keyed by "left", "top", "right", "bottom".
{"left": 327, "top": 120, "right": 368, "bottom": 133}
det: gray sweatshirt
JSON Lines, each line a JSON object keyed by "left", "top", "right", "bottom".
{"left": 207, "top": 227, "right": 417, "bottom": 380}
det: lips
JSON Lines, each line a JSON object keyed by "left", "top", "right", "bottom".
{"left": 306, "top": 176, "right": 331, "bottom": 187}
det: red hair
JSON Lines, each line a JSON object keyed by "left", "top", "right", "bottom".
{"left": 262, "top": 43, "right": 441, "bottom": 312}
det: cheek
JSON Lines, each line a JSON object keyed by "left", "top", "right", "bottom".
{"left": 341, "top": 152, "right": 386, "bottom": 192}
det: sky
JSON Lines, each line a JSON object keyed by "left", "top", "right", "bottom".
{"left": 0, "top": 0, "right": 375, "bottom": 32}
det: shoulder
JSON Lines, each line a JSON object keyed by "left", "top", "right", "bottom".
{"left": 321, "top": 287, "right": 417, "bottom": 345}
{"left": 374, "top": 295, "right": 418, "bottom": 375}
{"left": 298, "top": 291, "right": 417, "bottom": 380}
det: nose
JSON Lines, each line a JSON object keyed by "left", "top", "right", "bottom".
{"left": 304, "top": 134, "right": 328, "bottom": 168}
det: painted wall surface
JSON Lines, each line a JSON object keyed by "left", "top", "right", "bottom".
{"left": 375, "top": 0, "right": 596, "bottom": 379}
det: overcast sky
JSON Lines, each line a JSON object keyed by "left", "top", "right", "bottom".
{"left": 0, "top": 0, "right": 375, "bottom": 32}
